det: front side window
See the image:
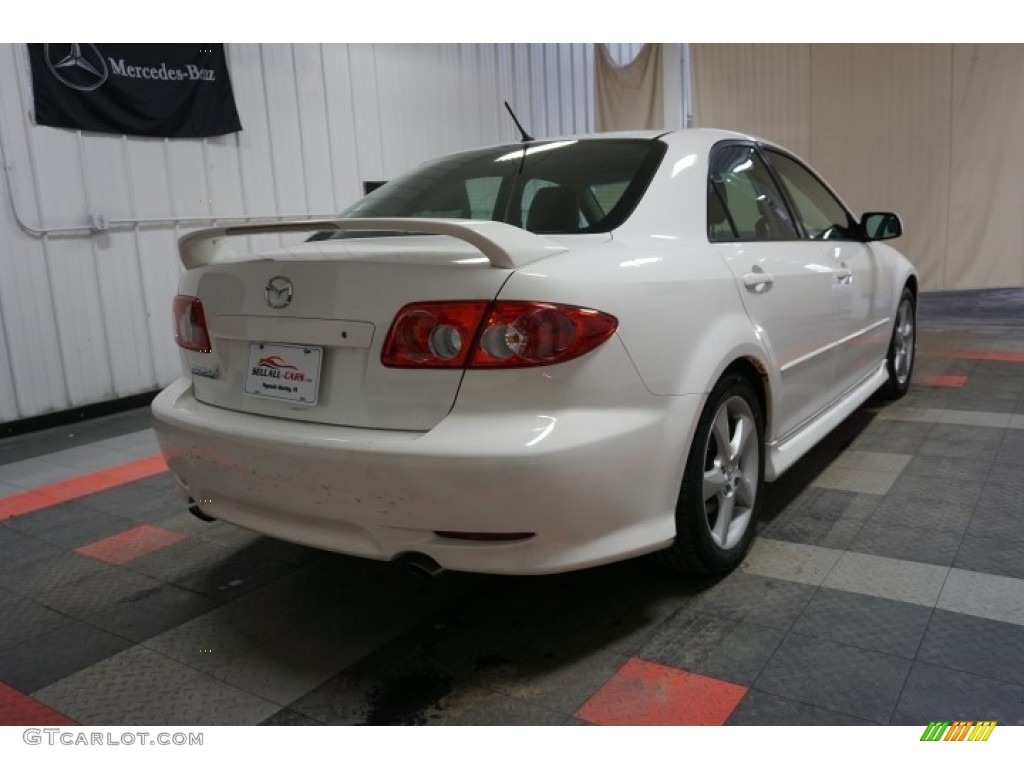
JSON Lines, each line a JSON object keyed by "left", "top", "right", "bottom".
{"left": 327, "top": 139, "right": 666, "bottom": 238}
{"left": 765, "top": 150, "right": 857, "bottom": 240}
{"left": 708, "top": 145, "right": 797, "bottom": 242}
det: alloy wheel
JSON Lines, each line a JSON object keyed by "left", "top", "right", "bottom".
{"left": 701, "top": 395, "right": 759, "bottom": 550}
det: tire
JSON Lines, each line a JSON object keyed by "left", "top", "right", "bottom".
{"left": 881, "top": 287, "right": 916, "bottom": 399}
{"left": 654, "top": 373, "right": 765, "bottom": 575}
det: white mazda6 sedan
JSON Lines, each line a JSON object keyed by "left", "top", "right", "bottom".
{"left": 152, "top": 128, "right": 916, "bottom": 576}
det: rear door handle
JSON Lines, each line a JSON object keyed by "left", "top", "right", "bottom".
{"left": 835, "top": 267, "right": 852, "bottom": 283}
{"left": 743, "top": 270, "right": 774, "bottom": 293}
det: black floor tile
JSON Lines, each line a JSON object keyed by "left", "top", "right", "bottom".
{"left": 953, "top": 533, "right": 1024, "bottom": 580}
{"left": 779, "top": 487, "right": 879, "bottom": 521}
{"left": 689, "top": 571, "right": 817, "bottom": 630}
{"left": 916, "top": 424, "right": 1005, "bottom": 461}
{"left": 0, "top": 551, "right": 108, "bottom": 600}
{"left": 290, "top": 667, "right": 451, "bottom": 725}
{"left": 124, "top": 538, "right": 234, "bottom": 583}
{"left": 476, "top": 647, "right": 625, "bottom": 715}
{"left": 33, "top": 566, "right": 164, "bottom": 620}
{"left": 486, "top": 561, "right": 696, "bottom": 660}
{"left": 848, "top": 518, "right": 963, "bottom": 567}
{"left": 899, "top": 455, "right": 993, "bottom": 484}
{"left": 259, "top": 708, "right": 325, "bottom": 726}
{"left": 637, "top": 610, "right": 785, "bottom": 685}
{"left": 753, "top": 632, "right": 912, "bottom": 724}
{"left": 948, "top": 395, "right": 1019, "bottom": 414}
{"left": 965, "top": 512, "right": 1024, "bottom": 550}
{"left": 891, "top": 662, "right": 1024, "bottom": 726}
{"left": 917, "top": 610, "right": 1024, "bottom": 687}
{"left": 995, "top": 431, "right": 1024, "bottom": 466}
{"left": 173, "top": 539, "right": 322, "bottom": 600}
{"left": 790, "top": 588, "right": 932, "bottom": 659}
{"left": 107, "top": 488, "right": 183, "bottom": 524}
{"left": 966, "top": 467, "right": 1024, "bottom": 541}
{"left": 5, "top": 501, "right": 138, "bottom": 549}
{"left": 0, "top": 620, "right": 131, "bottom": 693}
{"left": 0, "top": 529, "right": 63, "bottom": 574}
{"left": 727, "top": 689, "right": 874, "bottom": 725}
{"left": 426, "top": 688, "right": 567, "bottom": 725}
{"left": 124, "top": 473, "right": 177, "bottom": 496}
{"left": 850, "top": 420, "right": 934, "bottom": 453}
{"left": 871, "top": 474, "right": 983, "bottom": 534}
{"left": 0, "top": 588, "right": 75, "bottom": 652}
{"left": 84, "top": 583, "right": 219, "bottom": 643}
{"left": 75, "top": 480, "right": 167, "bottom": 512}
{"left": 763, "top": 488, "right": 875, "bottom": 547}
{"left": 898, "top": 388, "right": 952, "bottom": 410}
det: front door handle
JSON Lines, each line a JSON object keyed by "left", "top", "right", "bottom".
{"left": 743, "top": 269, "right": 774, "bottom": 293}
{"left": 835, "top": 266, "right": 853, "bottom": 283}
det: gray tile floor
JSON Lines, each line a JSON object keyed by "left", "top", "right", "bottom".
{"left": 1, "top": 289, "right": 1024, "bottom": 726}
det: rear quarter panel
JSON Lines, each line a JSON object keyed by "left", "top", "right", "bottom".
{"left": 497, "top": 239, "right": 773, "bottom": 400}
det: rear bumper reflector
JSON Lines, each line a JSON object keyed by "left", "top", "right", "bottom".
{"left": 435, "top": 531, "right": 535, "bottom": 542}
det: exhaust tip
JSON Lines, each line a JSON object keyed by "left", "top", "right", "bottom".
{"left": 187, "top": 497, "right": 217, "bottom": 523}
{"left": 399, "top": 553, "right": 445, "bottom": 581}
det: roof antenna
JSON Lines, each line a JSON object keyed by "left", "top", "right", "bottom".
{"left": 504, "top": 101, "right": 534, "bottom": 143}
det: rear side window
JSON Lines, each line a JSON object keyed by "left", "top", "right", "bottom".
{"left": 331, "top": 139, "right": 666, "bottom": 237}
{"left": 589, "top": 180, "right": 630, "bottom": 216}
{"left": 466, "top": 177, "right": 503, "bottom": 219}
{"left": 708, "top": 145, "right": 797, "bottom": 242}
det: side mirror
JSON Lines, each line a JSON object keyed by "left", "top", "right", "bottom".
{"left": 861, "top": 212, "right": 902, "bottom": 241}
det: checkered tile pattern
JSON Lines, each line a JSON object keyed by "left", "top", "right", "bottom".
{"left": 2, "top": 293, "right": 1024, "bottom": 726}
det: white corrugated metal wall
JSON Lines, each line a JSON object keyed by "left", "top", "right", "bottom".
{"left": 0, "top": 43, "right": 636, "bottom": 424}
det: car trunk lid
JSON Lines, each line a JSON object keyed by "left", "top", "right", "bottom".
{"left": 177, "top": 220, "right": 570, "bottom": 431}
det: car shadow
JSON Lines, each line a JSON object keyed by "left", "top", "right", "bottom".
{"left": 174, "top": 399, "right": 886, "bottom": 724}
{"left": 759, "top": 400, "right": 882, "bottom": 526}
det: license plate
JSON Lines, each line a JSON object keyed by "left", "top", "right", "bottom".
{"left": 245, "top": 343, "right": 322, "bottom": 404}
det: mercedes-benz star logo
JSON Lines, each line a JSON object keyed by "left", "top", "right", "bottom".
{"left": 44, "top": 44, "right": 108, "bottom": 92}
{"left": 265, "top": 276, "right": 293, "bottom": 309}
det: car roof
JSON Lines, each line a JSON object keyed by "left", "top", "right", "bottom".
{"left": 469, "top": 127, "right": 764, "bottom": 155}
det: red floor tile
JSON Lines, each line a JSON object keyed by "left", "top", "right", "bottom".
{"left": 917, "top": 374, "right": 967, "bottom": 388}
{"left": 0, "top": 490, "right": 61, "bottom": 521}
{"left": 0, "top": 683, "right": 77, "bottom": 726}
{"left": 576, "top": 657, "right": 747, "bottom": 726}
{"left": 0, "top": 454, "right": 166, "bottom": 520}
{"left": 75, "top": 524, "right": 188, "bottom": 565}
{"left": 949, "top": 349, "right": 1024, "bottom": 363}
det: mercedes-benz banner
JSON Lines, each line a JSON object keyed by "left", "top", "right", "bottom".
{"left": 28, "top": 44, "right": 242, "bottom": 138}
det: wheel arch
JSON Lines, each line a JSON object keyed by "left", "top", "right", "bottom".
{"left": 721, "top": 357, "right": 771, "bottom": 438}
{"left": 694, "top": 335, "right": 778, "bottom": 445}
{"left": 905, "top": 273, "right": 918, "bottom": 300}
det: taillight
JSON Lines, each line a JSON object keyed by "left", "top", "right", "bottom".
{"left": 472, "top": 302, "right": 618, "bottom": 367}
{"left": 381, "top": 301, "right": 490, "bottom": 368}
{"left": 381, "top": 301, "right": 618, "bottom": 369}
{"left": 172, "top": 295, "right": 212, "bottom": 353}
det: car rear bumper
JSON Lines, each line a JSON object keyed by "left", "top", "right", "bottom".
{"left": 151, "top": 378, "right": 701, "bottom": 575}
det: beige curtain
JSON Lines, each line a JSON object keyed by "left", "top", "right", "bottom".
{"left": 691, "top": 43, "right": 1024, "bottom": 291}
{"left": 595, "top": 44, "right": 664, "bottom": 132}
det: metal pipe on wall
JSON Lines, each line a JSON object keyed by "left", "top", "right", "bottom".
{"left": 1, "top": 137, "right": 343, "bottom": 237}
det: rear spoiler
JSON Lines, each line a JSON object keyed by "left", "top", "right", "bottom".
{"left": 177, "top": 217, "right": 568, "bottom": 271}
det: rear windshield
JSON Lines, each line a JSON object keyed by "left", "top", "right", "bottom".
{"left": 316, "top": 138, "right": 665, "bottom": 239}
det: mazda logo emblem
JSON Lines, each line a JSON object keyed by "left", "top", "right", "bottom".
{"left": 45, "top": 44, "right": 108, "bottom": 92}
{"left": 265, "top": 276, "right": 293, "bottom": 309}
